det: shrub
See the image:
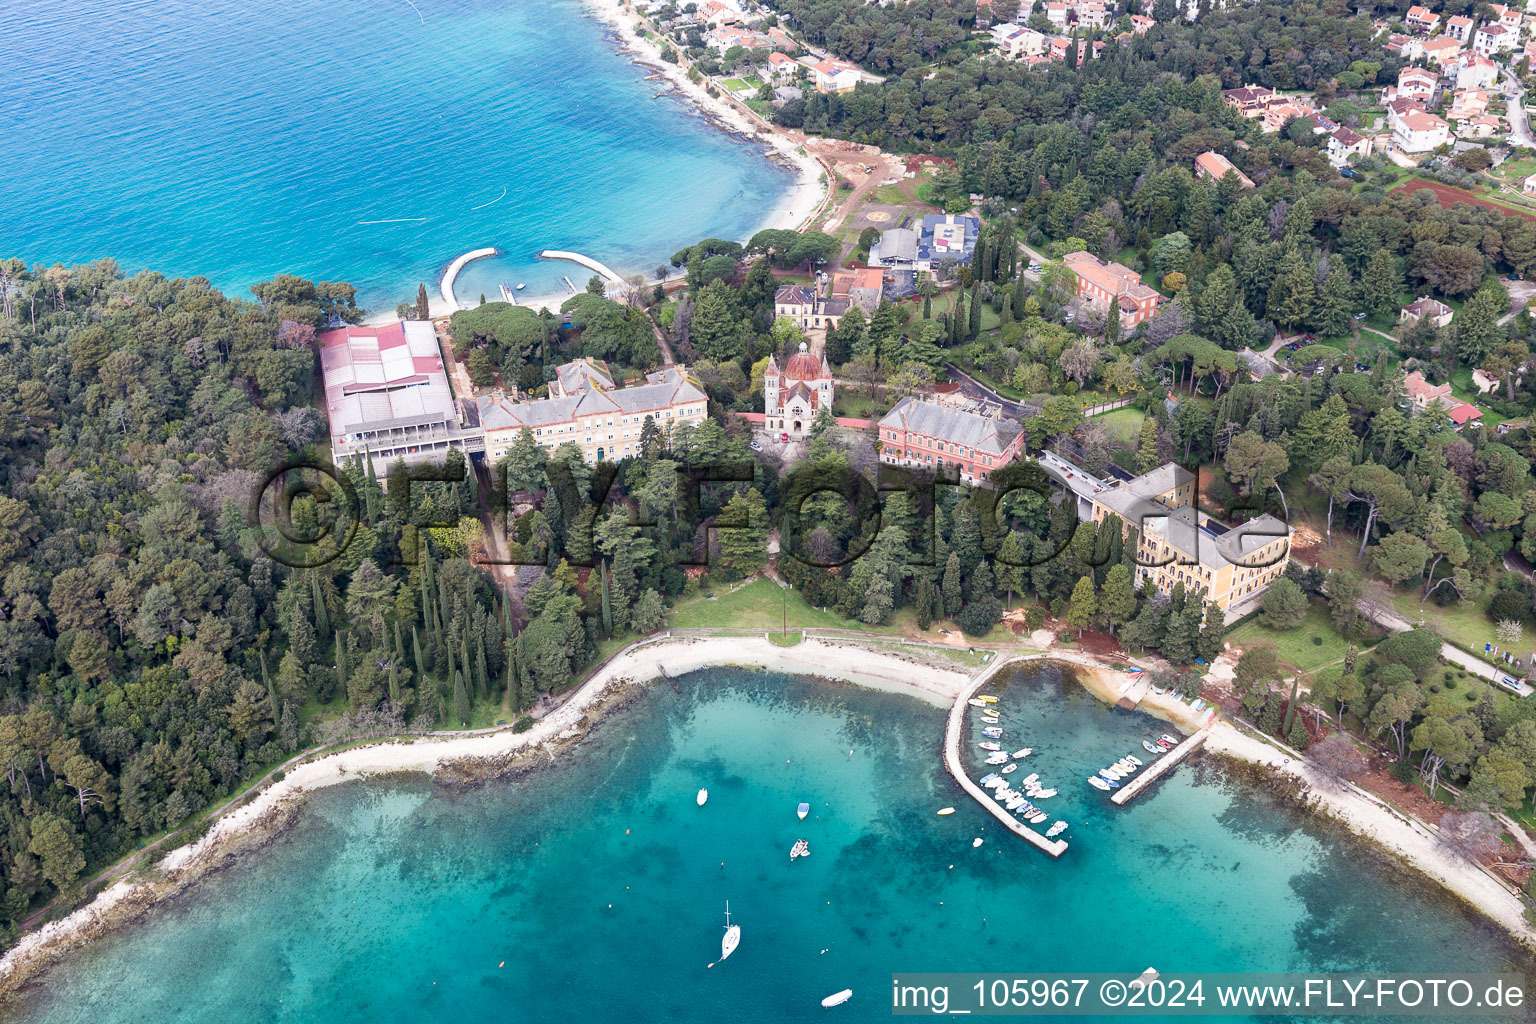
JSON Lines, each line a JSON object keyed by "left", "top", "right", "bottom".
{"left": 957, "top": 596, "right": 1002, "bottom": 637}
{"left": 271, "top": 769, "right": 285, "bottom": 783}
{"left": 513, "top": 716, "right": 534, "bottom": 733}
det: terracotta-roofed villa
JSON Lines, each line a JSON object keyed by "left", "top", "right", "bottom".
{"left": 877, "top": 397, "right": 1024, "bottom": 485}
{"left": 1193, "top": 151, "right": 1255, "bottom": 188}
{"left": 1062, "top": 250, "right": 1162, "bottom": 328}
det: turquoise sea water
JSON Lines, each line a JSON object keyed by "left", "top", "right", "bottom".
{"left": 7, "top": 663, "right": 1529, "bottom": 1023}
{"left": 0, "top": 0, "right": 794, "bottom": 312}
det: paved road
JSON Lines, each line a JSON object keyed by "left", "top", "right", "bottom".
{"left": 1359, "top": 590, "right": 1533, "bottom": 696}
{"left": 1501, "top": 67, "right": 1535, "bottom": 149}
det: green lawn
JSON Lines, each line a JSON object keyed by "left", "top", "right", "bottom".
{"left": 1388, "top": 590, "right": 1499, "bottom": 655}
{"left": 930, "top": 288, "right": 1003, "bottom": 333}
{"left": 1226, "top": 603, "right": 1353, "bottom": 674}
{"left": 721, "top": 76, "right": 762, "bottom": 91}
{"left": 671, "top": 577, "right": 883, "bottom": 631}
{"left": 1093, "top": 406, "right": 1145, "bottom": 443}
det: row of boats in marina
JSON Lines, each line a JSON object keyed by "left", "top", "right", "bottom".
{"left": 970, "top": 693, "right": 1069, "bottom": 839}
{"left": 1085, "top": 735, "right": 1177, "bottom": 790}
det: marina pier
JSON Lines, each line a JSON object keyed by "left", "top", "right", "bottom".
{"left": 944, "top": 674, "right": 1068, "bottom": 858}
{"left": 440, "top": 247, "right": 499, "bottom": 310}
{"left": 539, "top": 249, "right": 626, "bottom": 288}
{"left": 1111, "top": 728, "right": 1208, "bottom": 805}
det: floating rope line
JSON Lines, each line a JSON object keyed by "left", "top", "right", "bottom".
{"left": 471, "top": 185, "right": 507, "bottom": 211}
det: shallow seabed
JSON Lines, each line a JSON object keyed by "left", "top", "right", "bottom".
{"left": 8, "top": 664, "right": 1530, "bottom": 1023}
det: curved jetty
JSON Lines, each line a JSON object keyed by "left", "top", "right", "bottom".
{"left": 943, "top": 668, "right": 1067, "bottom": 858}
{"left": 539, "top": 249, "right": 625, "bottom": 287}
{"left": 440, "top": 247, "right": 499, "bottom": 310}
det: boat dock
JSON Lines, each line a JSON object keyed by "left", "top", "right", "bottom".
{"left": 439, "top": 247, "right": 498, "bottom": 311}
{"left": 1111, "top": 728, "right": 1209, "bottom": 806}
{"left": 943, "top": 679, "right": 1067, "bottom": 858}
{"left": 539, "top": 249, "right": 626, "bottom": 289}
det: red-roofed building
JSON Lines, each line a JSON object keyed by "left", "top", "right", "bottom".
{"left": 1193, "top": 151, "right": 1255, "bottom": 188}
{"left": 764, "top": 342, "right": 834, "bottom": 439}
{"left": 1401, "top": 369, "right": 1454, "bottom": 413}
{"left": 1447, "top": 402, "right": 1485, "bottom": 429}
{"left": 1063, "top": 251, "right": 1162, "bottom": 329}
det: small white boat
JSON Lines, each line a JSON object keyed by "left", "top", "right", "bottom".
{"left": 720, "top": 902, "right": 741, "bottom": 962}
{"left": 1161, "top": 734, "right": 1180, "bottom": 746}
{"left": 1101, "top": 768, "right": 1122, "bottom": 781}
{"left": 937, "top": 806, "right": 955, "bottom": 816}
{"left": 1127, "top": 754, "right": 1143, "bottom": 767}
{"left": 985, "top": 753, "right": 1009, "bottom": 765}
{"left": 822, "top": 989, "right": 853, "bottom": 1008}
{"left": 1088, "top": 776, "right": 1111, "bottom": 790}
{"left": 980, "top": 715, "right": 999, "bottom": 724}
{"left": 1029, "top": 811, "right": 1048, "bottom": 824}
{"left": 978, "top": 773, "right": 998, "bottom": 785}
{"left": 982, "top": 727, "right": 1002, "bottom": 739}
{"left": 697, "top": 788, "right": 708, "bottom": 806}
{"left": 1012, "top": 748, "right": 1032, "bottom": 758}
{"left": 1021, "top": 773, "right": 1039, "bottom": 786}
{"left": 1001, "top": 763, "right": 1017, "bottom": 774}
{"left": 972, "top": 837, "right": 984, "bottom": 848}
{"left": 797, "top": 802, "right": 810, "bottom": 820}
{"left": 790, "top": 839, "right": 810, "bottom": 861}
{"left": 1035, "top": 788, "right": 1056, "bottom": 799}
{"left": 515, "top": 282, "right": 526, "bottom": 290}
{"left": 1046, "top": 821, "right": 1068, "bottom": 837}
{"left": 978, "top": 742, "right": 1000, "bottom": 751}
{"left": 967, "top": 698, "right": 988, "bottom": 708}
{"left": 1143, "top": 740, "right": 1162, "bottom": 754}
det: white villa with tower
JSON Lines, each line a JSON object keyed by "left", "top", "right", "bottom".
{"left": 763, "top": 342, "right": 834, "bottom": 439}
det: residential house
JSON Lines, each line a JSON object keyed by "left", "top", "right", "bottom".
{"left": 1385, "top": 96, "right": 1428, "bottom": 131}
{"left": 1044, "top": 1, "right": 1069, "bottom": 26}
{"left": 1077, "top": 1, "right": 1111, "bottom": 28}
{"left": 1401, "top": 369, "right": 1455, "bottom": 412}
{"left": 770, "top": 85, "right": 803, "bottom": 108}
{"left": 1523, "top": 172, "right": 1536, "bottom": 195}
{"left": 763, "top": 342, "right": 834, "bottom": 439}
{"left": 1260, "top": 100, "right": 1318, "bottom": 133}
{"left": 1062, "top": 250, "right": 1163, "bottom": 327}
{"left": 1448, "top": 402, "right": 1485, "bottom": 429}
{"left": 1455, "top": 52, "right": 1499, "bottom": 89}
{"left": 1459, "top": 114, "right": 1503, "bottom": 137}
{"left": 1327, "top": 126, "right": 1373, "bottom": 165}
{"left": 1492, "top": 3, "right": 1525, "bottom": 32}
{"left": 1400, "top": 296, "right": 1456, "bottom": 328}
{"left": 808, "top": 58, "right": 860, "bottom": 94}
{"left": 919, "top": 214, "right": 980, "bottom": 267}
{"left": 1193, "top": 150, "right": 1255, "bottom": 187}
{"left": 319, "top": 321, "right": 483, "bottom": 468}
{"left": 1422, "top": 36, "right": 1464, "bottom": 64}
{"left": 766, "top": 51, "right": 798, "bottom": 80}
{"left": 1472, "top": 368, "right": 1502, "bottom": 393}
{"left": 1222, "top": 84, "right": 1278, "bottom": 116}
{"left": 877, "top": 397, "right": 1025, "bottom": 485}
{"left": 1475, "top": 22, "right": 1515, "bottom": 54}
{"left": 990, "top": 22, "right": 1049, "bottom": 58}
{"left": 773, "top": 284, "right": 848, "bottom": 331}
{"left": 1405, "top": 6, "right": 1441, "bottom": 33}
{"left": 1392, "top": 109, "right": 1451, "bottom": 152}
{"left": 1386, "top": 33, "right": 1427, "bottom": 60}
{"left": 1448, "top": 88, "right": 1491, "bottom": 121}
{"left": 766, "top": 26, "right": 796, "bottom": 52}
{"left": 1447, "top": 14, "right": 1474, "bottom": 42}
{"left": 1129, "top": 13, "right": 1156, "bottom": 33}
{"left": 1393, "top": 65, "right": 1439, "bottom": 103}
{"left": 477, "top": 372, "right": 708, "bottom": 463}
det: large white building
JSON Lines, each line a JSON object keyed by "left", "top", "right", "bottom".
{"left": 1392, "top": 109, "right": 1450, "bottom": 152}
{"left": 319, "top": 321, "right": 482, "bottom": 469}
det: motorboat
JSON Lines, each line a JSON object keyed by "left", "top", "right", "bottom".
{"left": 1161, "top": 734, "right": 1180, "bottom": 746}
{"left": 697, "top": 789, "right": 708, "bottom": 806}
{"left": 1088, "top": 776, "right": 1111, "bottom": 790}
{"left": 790, "top": 839, "right": 810, "bottom": 860}
{"left": 978, "top": 695, "right": 999, "bottom": 703}
{"left": 1126, "top": 754, "right": 1143, "bottom": 767}
{"left": 1046, "top": 821, "right": 1068, "bottom": 837}
{"left": 515, "top": 282, "right": 526, "bottom": 291}
{"left": 1143, "top": 740, "right": 1162, "bottom": 754}
{"left": 972, "top": 838, "right": 984, "bottom": 848}
{"left": 797, "top": 802, "right": 810, "bottom": 820}
{"left": 822, "top": 989, "right": 853, "bottom": 1008}
{"left": 937, "top": 807, "right": 956, "bottom": 816}
{"left": 1001, "top": 764, "right": 1017, "bottom": 774}
{"left": 967, "top": 698, "right": 987, "bottom": 707}
{"left": 978, "top": 773, "right": 998, "bottom": 785}
{"left": 978, "top": 742, "right": 1001, "bottom": 751}
{"left": 1029, "top": 811, "right": 1048, "bottom": 824}
{"left": 1021, "top": 773, "right": 1039, "bottom": 786}
{"left": 980, "top": 715, "right": 999, "bottom": 725}
{"left": 982, "top": 727, "right": 1003, "bottom": 739}
{"left": 1035, "top": 788, "right": 1057, "bottom": 799}
{"left": 1012, "top": 748, "right": 1032, "bottom": 758}
{"left": 985, "top": 753, "right": 1010, "bottom": 765}
{"left": 720, "top": 902, "right": 741, "bottom": 962}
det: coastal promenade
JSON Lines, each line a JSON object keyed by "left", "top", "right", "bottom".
{"left": 943, "top": 661, "right": 1068, "bottom": 858}
{"left": 440, "top": 247, "right": 498, "bottom": 311}
{"left": 1110, "top": 728, "right": 1209, "bottom": 805}
{"left": 539, "top": 249, "right": 624, "bottom": 287}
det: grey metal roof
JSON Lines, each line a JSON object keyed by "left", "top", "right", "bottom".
{"left": 1122, "top": 462, "right": 1195, "bottom": 499}
{"left": 870, "top": 228, "right": 918, "bottom": 265}
{"left": 477, "top": 375, "right": 706, "bottom": 432}
{"left": 878, "top": 396, "right": 1020, "bottom": 456}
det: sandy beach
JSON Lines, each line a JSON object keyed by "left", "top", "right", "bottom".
{"left": 5, "top": 634, "right": 1533, "bottom": 995}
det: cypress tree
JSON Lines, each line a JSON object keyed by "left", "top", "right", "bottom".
{"left": 1012, "top": 272, "right": 1027, "bottom": 321}
{"left": 967, "top": 284, "right": 982, "bottom": 338}
{"left": 915, "top": 577, "right": 933, "bottom": 631}
{"left": 475, "top": 635, "right": 489, "bottom": 705}
{"left": 453, "top": 671, "right": 471, "bottom": 727}
{"left": 335, "top": 630, "right": 348, "bottom": 689}
{"left": 1282, "top": 677, "right": 1299, "bottom": 737}
{"left": 973, "top": 236, "right": 989, "bottom": 282}
{"left": 600, "top": 560, "right": 614, "bottom": 637}
{"left": 412, "top": 625, "right": 427, "bottom": 691}
{"left": 923, "top": 294, "right": 931, "bottom": 319}
{"left": 416, "top": 282, "right": 430, "bottom": 320}
{"left": 310, "top": 574, "right": 329, "bottom": 638}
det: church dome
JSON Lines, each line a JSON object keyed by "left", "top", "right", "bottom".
{"left": 783, "top": 340, "right": 822, "bottom": 381}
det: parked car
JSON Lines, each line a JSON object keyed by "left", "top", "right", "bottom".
{"left": 748, "top": 440, "right": 763, "bottom": 452}
{"left": 779, "top": 432, "right": 789, "bottom": 442}
{"left": 1063, "top": 311, "right": 1076, "bottom": 322}
{"left": 1355, "top": 362, "right": 1370, "bottom": 372}
{"left": 1339, "top": 167, "right": 1358, "bottom": 179}
{"left": 1353, "top": 312, "right": 1367, "bottom": 320}
{"left": 1285, "top": 342, "right": 1301, "bottom": 351}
